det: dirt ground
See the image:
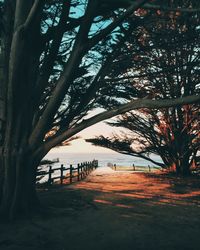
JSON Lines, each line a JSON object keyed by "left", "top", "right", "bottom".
{"left": 1, "top": 166, "right": 200, "bottom": 250}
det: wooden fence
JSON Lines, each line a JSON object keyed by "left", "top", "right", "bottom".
{"left": 37, "top": 160, "right": 98, "bottom": 185}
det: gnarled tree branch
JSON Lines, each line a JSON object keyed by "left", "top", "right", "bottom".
{"left": 43, "top": 94, "right": 200, "bottom": 151}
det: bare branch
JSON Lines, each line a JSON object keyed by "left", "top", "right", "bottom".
{"left": 88, "top": 0, "right": 148, "bottom": 48}
{"left": 29, "top": 0, "right": 99, "bottom": 148}
{"left": 44, "top": 94, "right": 200, "bottom": 150}
{"left": 23, "top": 0, "right": 43, "bottom": 31}
{"left": 34, "top": 0, "right": 71, "bottom": 101}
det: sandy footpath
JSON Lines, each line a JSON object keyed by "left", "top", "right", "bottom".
{"left": 1, "top": 166, "right": 200, "bottom": 250}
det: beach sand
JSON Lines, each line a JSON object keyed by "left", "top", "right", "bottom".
{"left": 1, "top": 166, "right": 200, "bottom": 250}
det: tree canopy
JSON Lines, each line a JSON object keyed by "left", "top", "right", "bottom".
{"left": 87, "top": 6, "right": 200, "bottom": 175}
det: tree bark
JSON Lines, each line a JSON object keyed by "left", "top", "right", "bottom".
{"left": 175, "top": 155, "right": 191, "bottom": 176}
{"left": 0, "top": 0, "right": 43, "bottom": 220}
{"left": 0, "top": 147, "right": 42, "bottom": 219}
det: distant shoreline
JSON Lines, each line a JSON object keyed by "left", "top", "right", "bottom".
{"left": 109, "top": 165, "right": 161, "bottom": 172}
{"left": 45, "top": 152, "right": 163, "bottom": 168}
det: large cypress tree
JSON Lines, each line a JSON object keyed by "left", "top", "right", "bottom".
{"left": 87, "top": 5, "right": 200, "bottom": 175}
{"left": 0, "top": 0, "right": 199, "bottom": 219}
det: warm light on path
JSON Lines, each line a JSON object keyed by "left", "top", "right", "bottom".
{"left": 72, "top": 167, "right": 200, "bottom": 207}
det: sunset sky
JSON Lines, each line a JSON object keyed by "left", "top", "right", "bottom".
{"left": 51, "top": 118, "right": 119, "bottom": 154}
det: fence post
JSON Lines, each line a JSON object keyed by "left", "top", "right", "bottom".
{"left": 77, "top": 163, "right": 80, "bottom": 181}
{"left": 148, "top": 165, "right": 151, "bottom": 172}
{"left": 133, "top": 164, "right": 135, "bottom": 171}
{"left": 83, "top": 163, "right": 85, "bottom": 178}
{"left": 60, "top": 164, "right": 64, "bottom": 185}
{"left": 82, "top": 163, "right": 84, "bottom": 178}
{"left": 89, "top": 162, "right": 92, "bottom": 172}
{"left": 80, "top": 163, "right": 82, "bottom": 179}
{"left": 70, "top": 164, "right": 73, "bottom": 184}
{"left": 82, "top": 163, "right": 85, "bottom": 178}
{"left": 90, "top": 162, "right": 92, "bottom": 171}
{"left": 85, "top": 162, "right": 87, "bottom": 175}
{"left": 48, "top": 165, "right": 52, "bottom": 184}
{"left": 84, "top": 162, "right": 86, "bottom": 177}
{"left": 92, "top": 161, "right": 94, "bottom": 170}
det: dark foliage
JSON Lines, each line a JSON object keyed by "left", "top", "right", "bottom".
{"left": 88, "top": 4, "right": 200, "bottom": 175}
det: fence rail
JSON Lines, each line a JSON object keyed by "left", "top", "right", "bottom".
{"left": 37, "top": 160, "right": 98, "bottom": 185}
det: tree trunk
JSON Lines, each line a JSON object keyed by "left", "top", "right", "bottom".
{"left": 0, "top": 156, "right": 4, "bottom": 203}
{"left": 175, "top": 155, "right": 191, "bottom": 176}
{"left": 0, "top": 149, "right": 41, "bottom": 220}
{"left": 179, "top": 156, "right": 191, "bottom": 176}
{"left": 0, "top": 90, "right": 47, "bottom": 220}
{"left": 0, "top": 0, "right": 43, "bottom": 220}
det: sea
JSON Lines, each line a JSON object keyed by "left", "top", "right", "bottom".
{"left": 38, "top": 152, "right": 162, "bottom": 183}
{"left": 44, "top": 152, "right": 162, "bottom": 168}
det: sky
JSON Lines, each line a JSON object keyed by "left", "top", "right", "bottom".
{"left": 50, "top": 4, "right": 125, "bottom": 155}
{"left": 49, "top": 5, "right": 120, "bottom": 154}
{"left": 51, "top": 118, "right": 120, "bottom": 154}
